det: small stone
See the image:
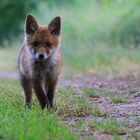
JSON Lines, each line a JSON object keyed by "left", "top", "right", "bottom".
{"left": 133, "top": 92, "right": 140, "bottom": 98}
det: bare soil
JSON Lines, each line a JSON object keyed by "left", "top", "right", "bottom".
{"left": 59, "top": 74, "right": 140, "bottom": 139}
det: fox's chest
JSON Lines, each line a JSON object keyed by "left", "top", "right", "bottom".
{"left": 32, "top": 62, "right": 47, "bottom": 79}
{"left": 32, "top": 61, "right": 56, "bottom": 80}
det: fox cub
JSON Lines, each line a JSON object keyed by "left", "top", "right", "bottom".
{"left": 17, "top": 14, "right": 62, "bottom": 109}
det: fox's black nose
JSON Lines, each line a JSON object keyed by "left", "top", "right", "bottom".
{"left": 39, "top": 54, "right": 44, "bottom": 59}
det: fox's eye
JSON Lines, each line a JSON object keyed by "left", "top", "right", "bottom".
{"left": 46, "top": 42, "right": 51, "bottom": 47}
{"left": 32, "top": 42, "right": 39, "bottom": 46}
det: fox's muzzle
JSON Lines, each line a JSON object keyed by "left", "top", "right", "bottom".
{"left": 29, "top": 47, "right": 48, "bottom": 61}
{"left": 29, "top": 46, "right": 57, "bottom": 61}
{"left": 39, "top": 54, "right": 44, "bottom": 59}
{"left": 35, "top": 52, "right": 48, "bottom": 61}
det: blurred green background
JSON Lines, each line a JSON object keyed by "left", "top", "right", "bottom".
{"left": 0, "top": 0, "right": 140, "bottom": 78}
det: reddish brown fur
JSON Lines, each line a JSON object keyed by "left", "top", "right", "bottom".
{"left": 17, "top": 15, "right": 62, "bottom": 109}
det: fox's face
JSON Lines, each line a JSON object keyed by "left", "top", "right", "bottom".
{"left": 25, "top": 14, "right": 61, "bottom": 61}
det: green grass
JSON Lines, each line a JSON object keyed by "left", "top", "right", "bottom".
{"left": 0, "top": 78, "right": 139, "bottom": 139}
{"left": 57, "top": 86, "right": 77, "bottom": 95}
{"left": 90, "top": 119, "right": 127, "bottom": 135}
{"left": 56, "top": 93, "right": 94, "bottom": 117}
{"left": 137, "top": 117, "right": 140, "bottom": 123}
{"left": 0, "top": 109, "right": 76, "bottom": 140}
{"left": 0, "top": 79, "right": 77, "bottom": 140}
{"left": 110, "top": 96, "right": 127, "bottom": 103}
{"left": 0, "top": 79, "right": 107, "bottom": 139}
{"left": 0, "top": 79, "right": 109, "bottom": 139}
{"left": 1, "top": 79, "right": 129, "bottom": 139}
{"left": 128, "top": 88, "right": 139, "bottom": 94}
{"left": 82, "top": 88, "right": 109, "bottom": 98}
{"left": 57, "top": 87, "right": 107, "bottom": 117}
{"left": 113, "top": 135, "right": 121, "bottom": 140}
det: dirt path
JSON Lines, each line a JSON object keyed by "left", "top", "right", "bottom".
{"left": 0, "top": 70, "right": 17, "bottom": 79}
{"left": 58, "top": 74, "right": 140, "bottom": 139}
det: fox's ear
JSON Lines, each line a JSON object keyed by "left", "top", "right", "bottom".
{"left": 48, "top": 16, "right": 61, "bottom": 36}
{"left": 25, "top": 14, "right": 38, "bottom": 34}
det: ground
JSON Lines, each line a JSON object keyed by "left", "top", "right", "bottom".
{"left": 59, "top": 74, "right": 140, "bottom": 140}
{"left": 0, "top": 71, "right": 140, "bottom": 140}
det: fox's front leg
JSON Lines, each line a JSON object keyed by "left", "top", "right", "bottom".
{"left": 33, "top": 79, "right": 49, "bottom": 109}
{"left": 20, "top": 76, "right": 32, "bottom": 107}
{"left": 45, "top": 78, "right": 58, "bottom": 108}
